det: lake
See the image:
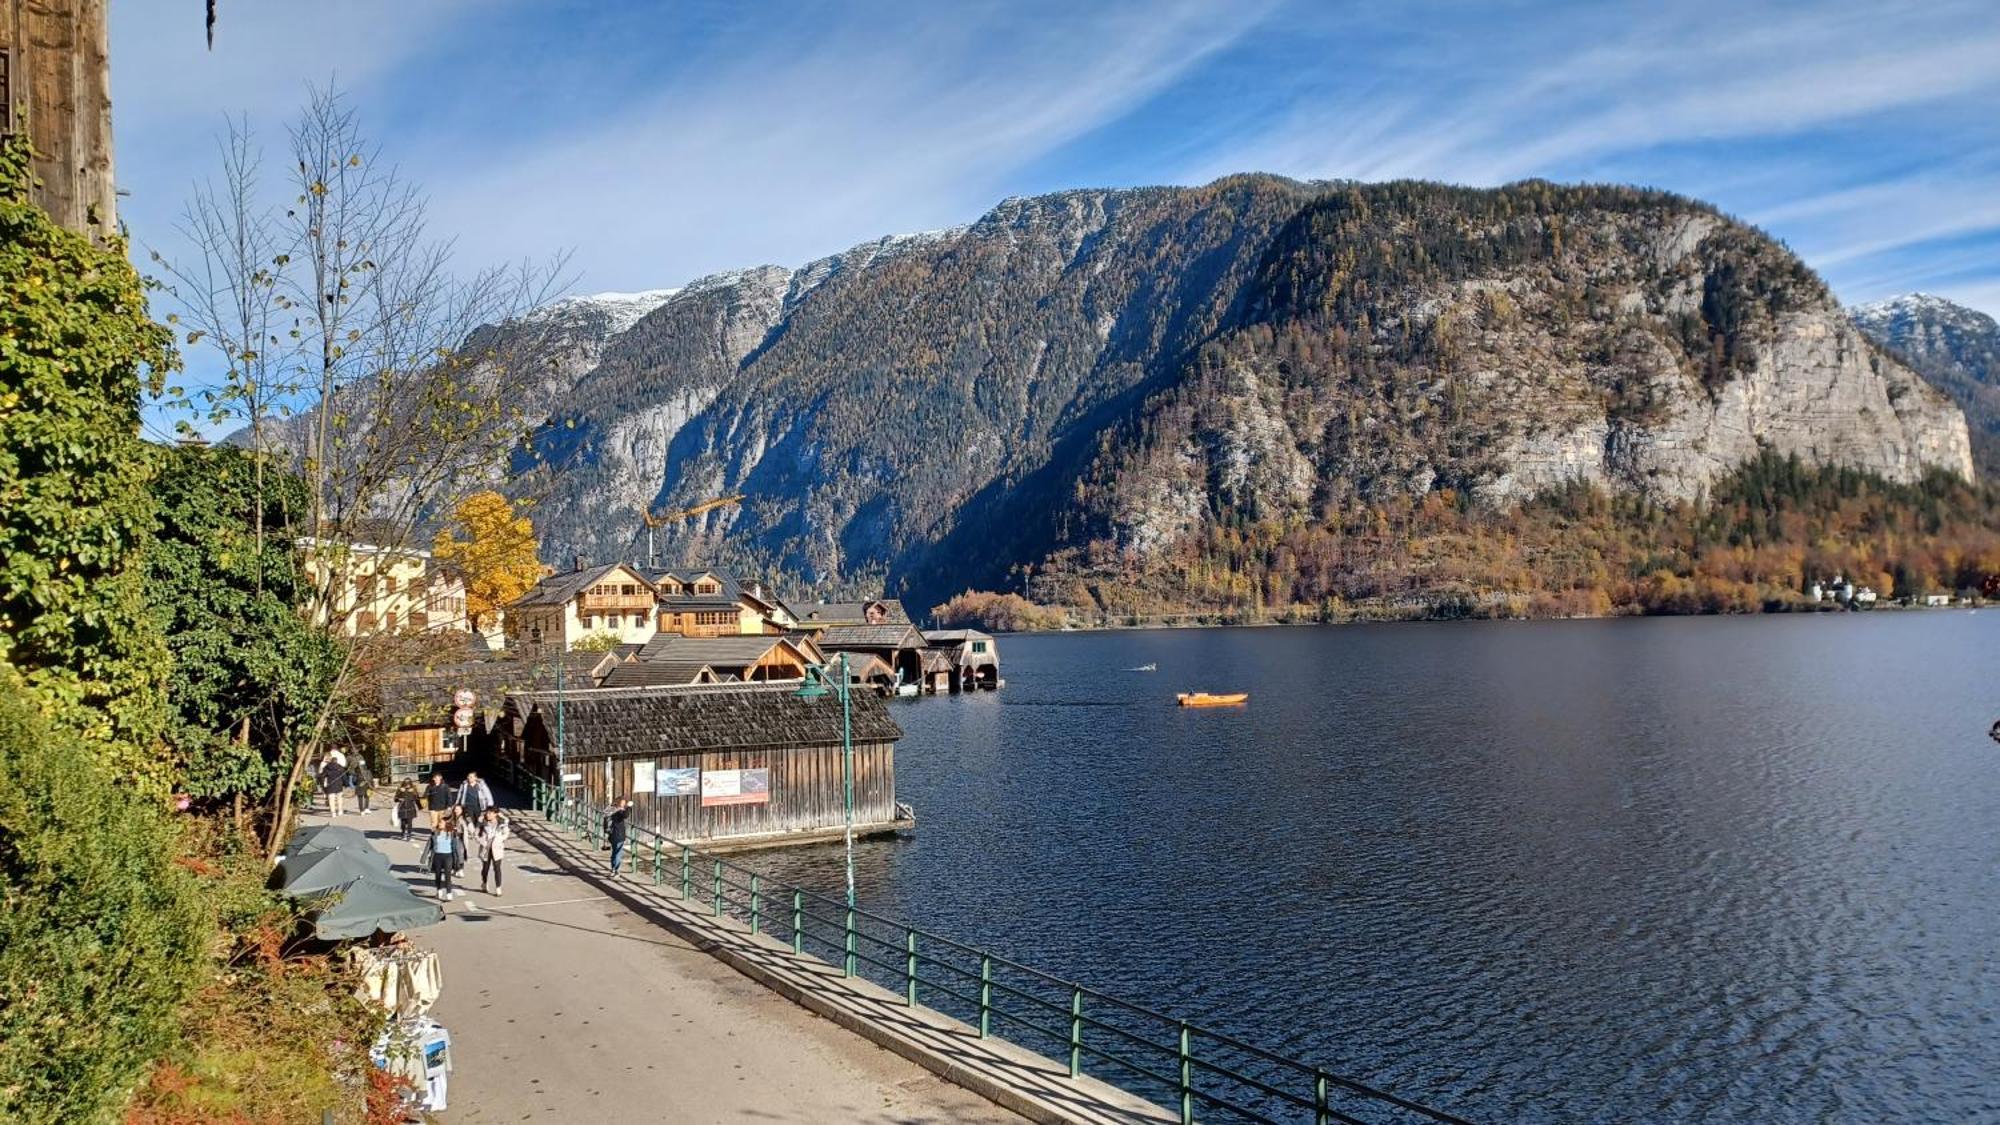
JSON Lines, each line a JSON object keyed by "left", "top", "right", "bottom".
{"left": 745, "top": 613, "right": 2000, "bottom": 1122}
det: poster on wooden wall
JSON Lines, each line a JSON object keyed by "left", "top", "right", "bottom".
{"left": 631, "top": 761, "right": 655, "bottom": 795}
{"left": 700, "top": 768, "right": 770, "bottom": 806}
{"left": 656, "top": 767, "right": 700, "bottom": 797}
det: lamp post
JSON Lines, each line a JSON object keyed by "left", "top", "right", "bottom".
{"left": 795, "top": 651, "right": 856, "bottom": 912}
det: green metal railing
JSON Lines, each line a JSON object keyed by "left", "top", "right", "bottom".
{"left": 493, "top": 758, "right": 1471, "bottom": 1125}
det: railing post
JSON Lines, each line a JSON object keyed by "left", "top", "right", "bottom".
{"left": 1179, "top": 1022, "right": 1193, "bottom": 1125}
{"left": 1315, "top": 1068, "right": 1330, "bottom": 1125}
{"left": 680, "top": 845, "right": 691, "bottom": 900}
{"left": 979, "top": 956, "right": 992, "bottom": 1038}
{"left": 712, "top": 858, "right": 723, "bottom": 917}
{"left": 844, "top": 907, "right": 856, "bottom": 977}
{"left": 750, "top": 874, "right": 762, "bottom": 934}
{"left": 792, "top": 890, "right": 803, "bottom": 954}
{"left": 1069, "top": 988, "right": 1083, "bottom": 1078}
{"left": 904, "top": 930, "right": 917, "bottom": 1006}
{"left": 652, "top": 838, "right": 662, "bottom": 885}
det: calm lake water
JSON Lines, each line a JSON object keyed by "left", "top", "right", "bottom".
{"left": 747, "top": 614, "right": 2000, "bottom": 1123}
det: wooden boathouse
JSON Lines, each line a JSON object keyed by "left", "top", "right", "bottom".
{"left": 498, "top": 682, "right": 908, "bottom": 850}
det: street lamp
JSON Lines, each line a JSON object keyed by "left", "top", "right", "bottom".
{"left": 795, "top": 652, "right": 856, "bottom": 919}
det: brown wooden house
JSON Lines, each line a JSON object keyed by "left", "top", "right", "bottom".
{"left": 499, "top": 683, "right": 908, "bottom": 850}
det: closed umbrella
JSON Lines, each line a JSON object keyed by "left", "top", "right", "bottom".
{"left": 286, "top": 824, "right": 374, "bottom": 855}
{"left": 273, "top": 846, "right": 392, "bottom": 895}
{"left": 310, "top": 877, "right": 444, "bottom": 940}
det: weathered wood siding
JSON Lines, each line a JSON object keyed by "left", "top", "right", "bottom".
{"left": 579, "top": 741, "right": 897, "bottom": 842}
{"left": 2, "top": 0, "right": 114, "bottom": 234}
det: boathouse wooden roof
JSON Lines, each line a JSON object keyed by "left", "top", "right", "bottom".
{"left": 633, "top": 633, "right": 816, "bottom": 666}
{"left": 504, "top": 683, "right": 902, "bottom": 759}
{"left": 599, "top": 660, "right": 717, "bottom": 688}
{"left": 375, "top": 652, "right": 606, "bottom": 727}
{"left": 817, "top": 623, "right": 927, "bottom": 650}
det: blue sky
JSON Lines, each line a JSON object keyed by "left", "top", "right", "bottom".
{"left": 111, "top": 0, "right": 2000, "bottom": 372}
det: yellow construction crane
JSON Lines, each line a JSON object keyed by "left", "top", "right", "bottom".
{"left": 642, "top": 494, "right": 742, "bottom": 565}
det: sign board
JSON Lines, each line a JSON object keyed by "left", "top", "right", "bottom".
{"left": 656, "top": 767, "right": 700, "bottom": 797}
{"left": 630, "top": 761, "right": 656, "bottom": 795}
{"left": 701, "top": 768, "right": 770, "bottom": 807}
{"left": 561, "top": 772, "right": 583, "bottom": 783}
{"left": 451, "top": 706, "right": 475, "bottom": 732}
{"left": 452, "top": 689, "right": 477, "bottom": 709}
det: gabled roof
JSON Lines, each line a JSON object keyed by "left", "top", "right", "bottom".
{"left": 921, "top": 629, "right": 992, "bottom": 644}
{"left": 512, "top": 562, "right": 653, "bottom": 608}
{"left": 375, "top": 651, "right": 605, "bottom": 726}
{"left": 635, "top": 633, "right": 808, "bottom": 664}
{"left": 796, "top": 599, "right": 910, "bottom": 626}
{"left": 599, "top": 660, "right": 716, "bottom": 688}
{"left": 817, "top": 623, "right": 926, "bottom": 651}
{"left": 504, "top": 682, "right": 903, "bottom": 759}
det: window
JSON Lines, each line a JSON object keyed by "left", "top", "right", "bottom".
{"left": 384, "top": 611, "right": 398, "bottom": 631}
{"left": 583, "top": 615, "right": 597, "bottom": 629}
{"left": 697, "top": 581, "right": 718, "bottom": 594}
{"left": 972, "top": 641, "right": 988, "bottom": 653}
{"left": 409, "top": 611, "right": 428, "bottom": 630}
{"left": 384, "top": 575, "right": 399, "bottom": 594}
{"left": 356, "top": 610, "right": 378, "bottom": 633}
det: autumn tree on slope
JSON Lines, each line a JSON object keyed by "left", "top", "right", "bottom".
{"left": 433, "top": 490, "right": 546, "bottom": 633}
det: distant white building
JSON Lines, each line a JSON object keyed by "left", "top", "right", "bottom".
{"left": 1924, "top": 593, "right": 1953, "bottom": 607}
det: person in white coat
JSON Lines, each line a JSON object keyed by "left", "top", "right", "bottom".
{"left": 476, "top": 808, "right": 510, "bottom": 896}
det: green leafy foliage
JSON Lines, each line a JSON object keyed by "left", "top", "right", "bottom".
{"left": 0, "top": 670, "right": 207, "bottom": 1124}
{"left": 146, "top": 444, "right": 340, "bottom": 800}
{"left": 0, "top": 133, "right": 174, "bottom": 771}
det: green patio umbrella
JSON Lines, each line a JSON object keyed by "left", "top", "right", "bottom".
{"left": 272, "top": 845, "right": 392, "bottom": 895}
{"left": 286, "top": 824, "right": 375, "bottom": 855}
{"left": 308, "top": 877, "right": 444, "bottom": 940}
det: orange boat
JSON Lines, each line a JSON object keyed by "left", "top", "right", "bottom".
{"left": 1177, "top": 692, "right": 1248, "bottom": 707}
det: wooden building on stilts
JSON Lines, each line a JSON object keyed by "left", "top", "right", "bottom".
{"left": 498, "top": 682, "right": 910, "bottom": 851}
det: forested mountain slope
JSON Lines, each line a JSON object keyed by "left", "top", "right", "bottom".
{"left": 490, "top": 178, "right": 1968, "bottom": 614}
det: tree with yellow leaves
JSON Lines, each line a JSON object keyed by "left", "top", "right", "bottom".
{"left": 432, "top": 491, "right": 545, "bottom": 633}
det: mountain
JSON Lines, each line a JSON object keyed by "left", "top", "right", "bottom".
{"left": 496, "top": 178, "right": 1970, "bottom": 613}
{"left": 1852, "top": 293, "right": 2000, "bottom": 479}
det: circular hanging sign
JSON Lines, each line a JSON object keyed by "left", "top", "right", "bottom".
{"left": 452, "top": 689, "right": 477, "bottom": 709}
{"left": 452, "top": 706, "right": 476, "bottom": 732}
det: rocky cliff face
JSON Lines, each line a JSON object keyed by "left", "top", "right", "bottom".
{"left": 1853, "top": 293, "right": 2000, "bottom": 479}
{"left": 464, "top": 179, "right": 1971, "bottom": 609}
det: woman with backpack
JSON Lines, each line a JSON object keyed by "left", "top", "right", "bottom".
{"left": 477, "top": 808, "right": 510, "bottom": 896}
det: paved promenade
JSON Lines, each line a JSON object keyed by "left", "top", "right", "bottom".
{"left": 300, "top": 799, "right": 1022, "bottom": 1124}
{"left": 304, "top": 790, "right": 1173, "bottom": 1124}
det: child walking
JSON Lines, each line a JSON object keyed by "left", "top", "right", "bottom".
{"left": 477, "top": 808, "right": 510, "bottom": 896}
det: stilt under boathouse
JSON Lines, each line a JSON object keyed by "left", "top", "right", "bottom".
{"left": 498, "top": 682, "right": 910, "bottom": 851}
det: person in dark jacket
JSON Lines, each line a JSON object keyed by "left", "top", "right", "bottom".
{"left": 394, "top": 780, "right": 422, "bottom": 841}
{"left": 319, "top": 756, "right": 348, "bottom": 817}
{"left": 606, "top": 798, "right": 631, "bottom": 876}
{"left": 424, "top": 772, "right": 454, "bottom": 830}
{"left": 351, "top": 757, "right": 374, "bottom": 813}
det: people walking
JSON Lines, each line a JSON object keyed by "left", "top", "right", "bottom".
{"left": 477, "top": 808, "right": 510, "bottom": 896}
{"left": 319, "top": 755, "right": 348, "bottom": 817}
{"left": 427, "top": 816, "right": 460, "bottom": 900}
{"left": 460, "top": 770, "right": 494, "bottom": 822}
{"left": 606, "top": 798, "right": 631, "bottom": 876}
{"left": 424, "top": 771, "right": 454, "bottom": 830}
{"left": 352, "top": 757, "right": 374, "bottom": 814}
{"left": 394, "top": 779, "right": 422, "bottom": 841}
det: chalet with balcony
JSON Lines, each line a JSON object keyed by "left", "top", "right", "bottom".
{"left": 506, "top": 562, "right": 658, "bottom": 651}
{"left": 651, "top": 569, "right": 801, "bottom": 637}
